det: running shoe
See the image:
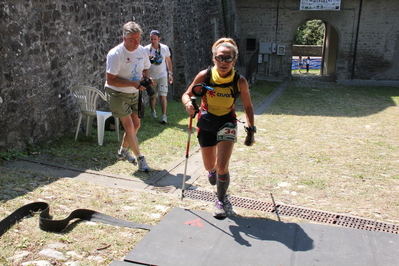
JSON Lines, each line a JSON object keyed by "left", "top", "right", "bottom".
{"left": 213, "top": 200, "right": 227, "bottom": 218}
{"left": 118, "top": 149, "right": 137, "bottom": 165}
{"left": 161, "top": 115, "right": 167, "bottom": 124}
{"left": 208, "top": 170, "right": 216, "bottom": 186}
{"left": 138, "top": 156, "right": 150, "bottom": 172}
{"left": 151, "top": 110, "right": 157, "bottom": 119}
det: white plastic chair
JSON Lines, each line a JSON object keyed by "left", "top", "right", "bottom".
{"left": 71, "top": 85, "right": 120, "bottom": 145}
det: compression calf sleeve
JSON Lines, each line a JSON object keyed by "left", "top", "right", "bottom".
{"left": 217, "top": 172, "right": 230, "bottom": 201}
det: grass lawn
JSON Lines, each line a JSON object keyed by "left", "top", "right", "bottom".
{"left": 1, "top": 77, "right": 399, "bottom": 265}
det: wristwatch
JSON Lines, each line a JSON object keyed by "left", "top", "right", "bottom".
{"left": 245, "top": 126, "right": 257, "bottom": 133}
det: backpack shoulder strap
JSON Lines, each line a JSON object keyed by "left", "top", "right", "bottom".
{"left": 205, "top": 65, "right": 212, "bottom": 85}
{"left": 231, "top": 69, "right": 241, "bottom": 101}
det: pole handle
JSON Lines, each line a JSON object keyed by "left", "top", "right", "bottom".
{"left": 191, "top": 96, "right": 199, "bottom": 118}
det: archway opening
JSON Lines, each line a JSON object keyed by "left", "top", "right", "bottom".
{"left": 292, "top": 19, "right": 324, "bottom": 76}
{"left": 292, "top": 19, "right": 339, "bottom": 79}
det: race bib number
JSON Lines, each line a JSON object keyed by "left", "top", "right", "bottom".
{"left": 217, "top": 122, "right": 237, "bottom": 142}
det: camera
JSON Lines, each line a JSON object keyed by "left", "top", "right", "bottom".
{"left": 140, "top": 78, "right": 151, "bottom": 88}
{"left": 140, "top": 78, "right": 155, "bottom": 97}
{"left": 146, "top": 86, "right": 155, "bottom": 97}
{"left": 150, "top": 54, "right": 163, "bottom": 65}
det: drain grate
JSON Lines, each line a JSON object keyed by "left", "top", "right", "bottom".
{"left": 277, "top": 205, "right": 338, "bottom": 224}
{"left": 183, "top": 189, "right": 399, "bottom": 234}
{"left": 334, "top": 215, "right": 399, "bottom": 233}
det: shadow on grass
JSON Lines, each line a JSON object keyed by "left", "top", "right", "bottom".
{"left": 17, "top": 80, "right": 280, "bottom": 179}
{"left": 30, "top": 99, "right": 192, "bottom": 179}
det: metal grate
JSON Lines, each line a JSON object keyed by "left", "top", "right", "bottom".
{"left": 183, "top": 189, "right": 399, "bottom": 234}
{"left": 334, "top": 215, "right": 399, "bottom": 233}
{"left": 277, "top": 205, "right": 338, "bottom": 224}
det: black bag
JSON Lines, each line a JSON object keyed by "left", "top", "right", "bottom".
{"left": 197, "top": 110, "right": 234, "bottom": 133}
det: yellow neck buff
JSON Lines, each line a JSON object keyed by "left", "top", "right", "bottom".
{"left": 211, "top": 67, "right": 235, "bottom": 84}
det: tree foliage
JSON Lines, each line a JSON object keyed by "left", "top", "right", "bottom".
{"left": 294, "top": 20, "right": 325, "bottom": 45}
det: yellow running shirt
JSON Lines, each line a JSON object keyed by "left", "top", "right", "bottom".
{"left": 202, "top": 67, "right": 240, "bottom": 116}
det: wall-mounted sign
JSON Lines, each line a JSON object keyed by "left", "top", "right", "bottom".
{"left": 300, "top": 0, "right": 341, "bottom": 11}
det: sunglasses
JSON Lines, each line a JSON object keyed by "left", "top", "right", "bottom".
{"left": 214, "top": 56, "right": 235, "bottom": 63}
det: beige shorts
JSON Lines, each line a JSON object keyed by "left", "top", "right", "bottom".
{"left": 105, "top": 87, "right": 139, "bottom": 118}
{"left": 150, "top": 76, "right": 168, "bottom": 99}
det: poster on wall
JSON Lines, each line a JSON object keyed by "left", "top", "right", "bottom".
{"left": 300, "top": 0, "right": 341, "bottom": 11}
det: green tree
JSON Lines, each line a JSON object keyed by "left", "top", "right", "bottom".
{"left": 294, "top": 20, "right": 325, "bottom": 45}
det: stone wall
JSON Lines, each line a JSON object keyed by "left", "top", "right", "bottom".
{"left": 293, "top": 45, "right": 323, "bottom": 57}
{"left": 352, "top": 0, "right": 399, "bottom": 79}
{"left": 0, "top": 0, "right": 224, "bottom": 152}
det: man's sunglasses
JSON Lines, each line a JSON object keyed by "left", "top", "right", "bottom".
{"left": 214, "top": 56, "right": 235, "bottom": 63}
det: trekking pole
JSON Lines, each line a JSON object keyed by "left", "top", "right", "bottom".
{"left": 181, "top": 96, "right": 198, "bottom": 200}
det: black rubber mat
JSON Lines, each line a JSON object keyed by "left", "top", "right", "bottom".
{"left": 113, "top": 207, "right": 399, "bottom": 266}
{"left": 0, "top": 202, "right": 152, "bottom": 237}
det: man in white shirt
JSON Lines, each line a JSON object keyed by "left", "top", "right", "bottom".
{"left": 105, "top": 21, "right": 154, "bottom": 172}
{"left": 144, "top": 30, "right": 173, "bottom": 124}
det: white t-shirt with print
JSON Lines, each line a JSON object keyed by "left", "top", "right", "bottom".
{"left": 143, "top": 43, "right": 171, "bottom": 79}
{"left": 105, "top": 43, "right": 151, "bottom": 93}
